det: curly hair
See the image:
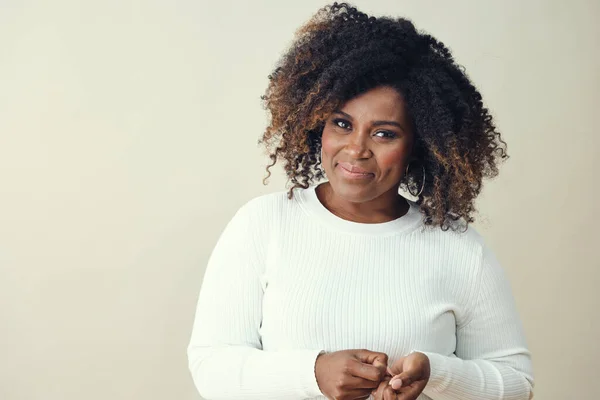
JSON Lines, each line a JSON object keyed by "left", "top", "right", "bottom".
{"left": 259, "top": 2, "right": 508, "bottom": 231}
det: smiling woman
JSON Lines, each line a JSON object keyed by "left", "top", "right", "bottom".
{"left": 319, "top": 86, "right": 414, "bottom": 223}
{"left": 259, "top": 3, "right": 508, "bottom": 231}
{"left": 187, "top": 3, "right": 534, "bottom": 400}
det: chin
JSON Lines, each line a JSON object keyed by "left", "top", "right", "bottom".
{"left": 329, "top": 179, "right": 378, "bottom": 203}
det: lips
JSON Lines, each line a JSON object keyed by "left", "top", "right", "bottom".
{"left": 338, "top": 162, "right": 372, "bottom": 174}
{"left": 337, "top": 161, "right": 374, "bottom": 178}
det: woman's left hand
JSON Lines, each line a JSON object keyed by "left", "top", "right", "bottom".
{"left": 371, "top": 352, "right": 430, "bottom": 400}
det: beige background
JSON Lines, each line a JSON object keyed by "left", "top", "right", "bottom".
{"left": 1, "top": 0, "right": 598, "bottom": 399}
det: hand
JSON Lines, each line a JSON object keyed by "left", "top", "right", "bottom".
{"left": 371, "top": 352, "right": 430, "bottom": 400}
{"left": 315, "top": 349, "right": 389, "bottom": 400}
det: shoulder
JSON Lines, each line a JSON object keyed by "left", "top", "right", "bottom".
{"left": 414, "top": 219, "right": 495, "bottom": 276}
{"left": 416, "top": 217, "right": 487, "bottom": 251}
{"left": 432, "top": 223, "right": 508, "bottom": 285}
{"left": 220, "top": 189, "right": 306, "bottom": 248}
{"left": 232, "top": 188, "right": 305, "bottom": 228}
{"left": 238, "top": 189, "right": 298, "bottom": 216}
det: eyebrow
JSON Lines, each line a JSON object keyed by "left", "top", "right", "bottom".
{"left": 332, "top": 110, "right": 406, "bottom": 132}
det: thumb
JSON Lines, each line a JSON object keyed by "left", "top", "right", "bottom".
{"left": 388, "top": 356, "right": 413, "bottom": 390}
{"left": 390, "top": 375, "right": 403, "bottom": 390}
{"left": 390, "top": 369, "right": 419, "bottom": 390}
{"left": 390, "top": 355, "right": 423, "bottom": 390}
{"left": 388, "top": 355, "right": 406, "bottom": 376}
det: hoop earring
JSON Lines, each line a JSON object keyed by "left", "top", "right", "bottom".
{"left": 405, "top": 162, "right": 426, "bottom": 197}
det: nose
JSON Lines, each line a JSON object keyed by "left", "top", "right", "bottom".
{"left": 345, "top": 130, "right": 372, "bottom": 159}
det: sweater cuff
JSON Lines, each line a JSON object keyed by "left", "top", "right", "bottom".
{"left": 418, "top": 351, "right": 452, "bottom": 394}
{"left": 292, "top": 349, "right": 326, "bottom": 398}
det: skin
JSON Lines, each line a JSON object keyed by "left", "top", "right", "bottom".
{"left": 317, "top": 85, "right": 415, "bottom": 224}
{"left": 313, "top": 85, "right": 431, "bottom": 400}
{"left": 372, "top": 353, "right": 431, "bottom": 400}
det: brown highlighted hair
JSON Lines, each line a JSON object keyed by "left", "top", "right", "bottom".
{"left": 260, "top": 2, "right": 508, "bottom": 231}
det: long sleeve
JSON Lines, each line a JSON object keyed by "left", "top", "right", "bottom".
{"left": 418, "top": 244, "right": 534, "bottom": 400}
{"left": 186, "top": 202, "right": 324, "bottom": 400}
{"left": 187, "top": 187, "right": 535, "bottom": 400}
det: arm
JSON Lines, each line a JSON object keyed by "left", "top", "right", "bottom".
{"left": 418, "top": 245, "right": 534, "bottom": 400}
{"left": 186, "top": 202, "right": 324, "bottom": 400}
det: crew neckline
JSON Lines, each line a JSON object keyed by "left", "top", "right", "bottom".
{"left": 296, "top": 183, "right": 422, "bottom": 236}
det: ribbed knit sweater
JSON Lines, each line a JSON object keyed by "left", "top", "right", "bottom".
{"left": 187, "top": 184, "right": 534, "bottom": 400}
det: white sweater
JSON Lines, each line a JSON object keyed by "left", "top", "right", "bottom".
{"left": 187, "top": 185, "right": 534, "bottom": 400}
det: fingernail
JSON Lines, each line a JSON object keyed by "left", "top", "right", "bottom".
{"left": 390, "top": 378, "right": 402, "bottom": 390}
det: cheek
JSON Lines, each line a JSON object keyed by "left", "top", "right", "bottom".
{"left": 377, "top": 148, "right": 410, "bottom": 175}
{"left": 320, "top": 129, "right": 337, "bottom": 157}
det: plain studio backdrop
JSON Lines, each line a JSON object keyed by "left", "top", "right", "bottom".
{"left": 1, "top": 0, "right": 598, "bottom": 399}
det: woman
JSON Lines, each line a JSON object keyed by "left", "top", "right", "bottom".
{"left": 187, "top": 3, "right": 534, "bottom": 400}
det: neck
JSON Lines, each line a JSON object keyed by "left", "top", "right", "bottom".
{"left": 316, "top": 182, "right": 409, "bottom": 224}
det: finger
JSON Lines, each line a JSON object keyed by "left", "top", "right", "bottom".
{"left": 343, "top": 388, "right": 375, "bottom": 400}
{"left": 355, "top": 349, "right": 389, "bottom": 368}
{"left": 383, "top": 385, "right": 397, "bottom": 400}
{"left": 372, "top": 357, "right": 388, "bottom": 374}
{"left": 372, "top": 379, "right": 389, "bottom": 400}
{"left": 393, "top": 370, "right": 420, "bottom": 388}
{"left": 347, "top": 358, "right": 386, "bottom": 382}
{"left": 355, "top": 349, "right": 389, "bottom": 379}
{"left": 396, "top": 380, "right": 427, "bottom": 400}
{"left": 340, "top": 373, "right": 381, "bottom": 390}
{"left": 396, "top": 387, "right": 420, "bottom": 400}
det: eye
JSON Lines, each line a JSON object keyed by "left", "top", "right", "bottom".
{"left": 374, "top": 130, "right": 397, "bottom": 139}
{"left": 333, "top": 118, "right": 351, "bottom": 130}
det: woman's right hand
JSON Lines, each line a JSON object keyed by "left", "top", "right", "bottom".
{"left": 315, "top": 349, "right": 389, "bottom": 400}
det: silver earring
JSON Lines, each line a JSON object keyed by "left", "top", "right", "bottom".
{"left": 405, "top": 162, "right": 426, "bottom": 197}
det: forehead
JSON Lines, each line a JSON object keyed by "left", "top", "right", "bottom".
{"left": 339, "top": 86, "right": 408, "bottom": 121}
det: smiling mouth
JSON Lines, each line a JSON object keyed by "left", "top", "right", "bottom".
{"left": 336, "top": 162, "right": 375, "bottom": 180}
